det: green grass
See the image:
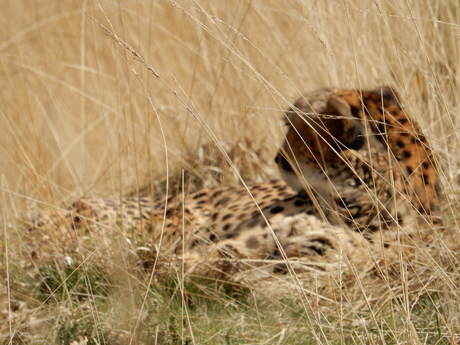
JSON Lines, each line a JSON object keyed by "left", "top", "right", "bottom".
{"left": 12, "top": 261, "right": 459, "bottom": 344}
{"left": 5, "top": 243, "right": 459, "bottom": 344}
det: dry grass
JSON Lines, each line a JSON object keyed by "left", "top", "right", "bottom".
{"left": 1, "top": 0, "right": 460, "bottom": 344}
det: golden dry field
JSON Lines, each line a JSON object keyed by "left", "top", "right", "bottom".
{"left": 1, "top": 0, "right": 460, "bottom": 344}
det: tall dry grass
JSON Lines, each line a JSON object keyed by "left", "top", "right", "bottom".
{"left": 1, "top": 0, "right": 460, "bottom": 344}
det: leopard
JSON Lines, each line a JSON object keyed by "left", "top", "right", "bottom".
{"left": 25, "top": 86, "right": 441, "bottom": 275}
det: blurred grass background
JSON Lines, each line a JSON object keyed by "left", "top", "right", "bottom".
{"left": 1, "top": 0, "right": 460, "bottom": 344}
{"left": 2, "top": 0, "right": 458, "bottom": 208}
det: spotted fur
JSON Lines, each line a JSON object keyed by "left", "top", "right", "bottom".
{"left": 26, "top": 87, "right": 441, "bottom": 273}
{"left": 276, "top": 87, "right": 441, "bottom": 232}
